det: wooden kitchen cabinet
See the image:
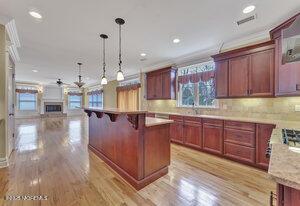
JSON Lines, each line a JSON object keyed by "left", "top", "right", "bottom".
{"left": 212, "top": 41, "right": 275, "bottom": 98}
{"left": 276, "top": 184, "right": 300, "bottom": 206}
{"left": 270, "top": 13, "right": 300, "bottom": 96}
{"left": 146, "top": 67, "right": 177, "bottom": 100}
{"left": 249, "top": 49, "right": 274, "bottom": 96}
{"left": 229, "top": 56, "right": 250, "bottom": 97}
{"left": 183, "top": 116, "right": 202, "bottom": 149}
{"left": 256, "top": 124, "right": 276, "bottom": 170}
{"left": 215, "top": 60, "right": 228, "bottom": 98}
{"left": 169, "top": 115, "right": 184, "bottom": 144}
{"left": 202, "top": 119, "right": 224, "bottom": 155}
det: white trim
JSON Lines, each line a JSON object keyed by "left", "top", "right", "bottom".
{"left": 0, "top": 157, "right": 8, "bottom": 168}
{"left": 5, "top": 19, "right": 20, "bottom": 62}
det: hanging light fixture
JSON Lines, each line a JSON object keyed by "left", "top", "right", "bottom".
{"left": 115, "top": 18, "right": 125, "bottom": 81}
{"left": 74, "top": 62, "right": 85, "bottom": 88}
{"left": 100, "top": 34, "right": 108, "bottom": 85}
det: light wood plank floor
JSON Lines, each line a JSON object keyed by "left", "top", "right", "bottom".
{"left": 0, "top": 116, "right": 276, "bottom": 206}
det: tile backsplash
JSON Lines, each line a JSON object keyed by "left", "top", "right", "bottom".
{"left": 144, "top": 97, "right": 300, "bottom": 121}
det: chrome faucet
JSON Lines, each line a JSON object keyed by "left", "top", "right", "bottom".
{"left": 192, "top": 103, "right": 200, "bottom": 115}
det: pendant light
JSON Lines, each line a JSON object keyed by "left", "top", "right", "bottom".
{"left": 115, "top": 18, "right": 125, "bottom": 81}
{"left": 74, "top": 62, "right": 85, "bottom": 88}
{"left": 100, "top": 34, "right": 108, "bottom": 85}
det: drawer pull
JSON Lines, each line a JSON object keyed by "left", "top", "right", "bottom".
{"left": 297, "top": 84, "right": 300, "bottom": 91}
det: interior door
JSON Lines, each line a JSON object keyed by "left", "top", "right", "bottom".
{"left": 6, "top": 52, "right": 15, "bottom": 157}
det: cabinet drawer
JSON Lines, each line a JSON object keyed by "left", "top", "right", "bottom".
{"left": 225, "top": 120, "right": 255, "bottom": 131}
{"left": 169, "top": 115, "right": 183, "bottom": 122}
{"left": 224, "top": 128, "right": 255, "bottom": 147}
{"left": 184, "top": 116, "right": 201, "bottom": 123}
{"left": 202, "top": 118, "right": 223, "bottom": 126}
{"left": 224, "top": 142, "right": 255, "bottom": 164}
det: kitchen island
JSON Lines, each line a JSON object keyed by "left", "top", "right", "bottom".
{"left": 84, "top": 107, "right": 173, "bottom": 190}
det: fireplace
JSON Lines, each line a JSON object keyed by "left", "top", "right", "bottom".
{"left": 46, "top": 105, "right": 62, "bottom": 113}
{"left": 44, "top": 102, "right": 63, "bottom": 115}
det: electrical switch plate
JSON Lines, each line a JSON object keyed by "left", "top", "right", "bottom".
{"left": 295, "top": 105, "right": 300, "bottom": 112}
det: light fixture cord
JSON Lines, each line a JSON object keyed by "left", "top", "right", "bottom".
{"left": 119, "top": 23, "right": 122, "bottom": 71}
{"left": 103, "top": 37, "right": 106, "bottom": 76}
{"left": 78, "top": 64, "right": 82, "bottom": 82}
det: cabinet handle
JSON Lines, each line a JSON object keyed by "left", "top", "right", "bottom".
{"left": 296, "top": 84, "right": 300, "bottom": 91}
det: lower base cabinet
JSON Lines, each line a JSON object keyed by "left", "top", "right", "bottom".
{"left": 273, "top": 184, "right": 300, "bottom": 206}
{"left": 167, "top": 115, "right": 274, "bottom": 170}
{"left": 183, "top": 117, "right": 202, "bottom": 149}
{"left": 202, "top": 119, "right": 224, "bottom": 155}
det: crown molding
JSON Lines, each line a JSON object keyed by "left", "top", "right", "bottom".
{"left": 141, "top": 29, "right": 270, "bottom": 73}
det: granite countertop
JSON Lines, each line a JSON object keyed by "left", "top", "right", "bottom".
{"left": 145, "top": 117, "right": 174, "bottom": 127}
{"left": 84, "top": 107, "right": 147, "bottom": 114}
{"left": 149, "top": 111, "right": 300, "bottom": 190}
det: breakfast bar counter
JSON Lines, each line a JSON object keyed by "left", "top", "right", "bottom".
{"left": 83, "top": 107, "right": 173, "bottom": 190}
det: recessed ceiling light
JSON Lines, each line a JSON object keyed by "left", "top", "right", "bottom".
{"left": 32, "top": 70, "right": 38, "bottom": 73}
{"left": 29, "top": 10, "right": 42, "bottom": 19}
{"left": 243, "top": 5, "right": 255, "bottom": 14}
{"left": 140, "top": 53, "right": 146, "bottom": 57}
{"left": 173, "top": 38, "right": 180, "bottom": 44}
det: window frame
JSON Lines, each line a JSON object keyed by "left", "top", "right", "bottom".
{"left": 17, "top": 92, "right": 37, "bottom": 111}
{"left": 177, "top": 61, "right": 218, "bottom": 109}
{"left": 88, "top": 93, "right": 103, "bottom": 108}
{"left": 68, "top": 95, "right": 82, "bottom": 110}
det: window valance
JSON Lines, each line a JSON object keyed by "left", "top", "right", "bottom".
{"left": 16, "top": 89, "right": 38, "bottom": 94}
{"left": 116, "top": 83, "right": 141, "bottom": 92}
{"left": 68, "top": 92, "right": 83, "bottom": 96}
{"left": 178, "top": 70, "right": 215, "bottom": 84}
{"left": 87, "top": 89, "right": 103, "bottom": 95}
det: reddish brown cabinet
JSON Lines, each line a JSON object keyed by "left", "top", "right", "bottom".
{"left": 215, "top": 60, "right": 228, "bottom": 98}
{"left": 183, "top": 116, "right": 202, "bottom": 149}
{"left": 169, "top": 115, "right": 184, "bottom": 143}
{"left": 202, "top": 119, "right": 224, "bottom": 155}
{"left": 270, "top": 13, "right": 300, "bottom": 96}
{"left": 276, "top": 184, "right": 300, "bottom": 206}
{"left": 146, "top": 67, "right": 177, "bottom": 100}
{"left": 229, "top": 56, "right": 250, "bottom": 97}
{"left": 212, "top": 41, "right": 275, "bottom": 98}
{"left": 249, "top": 49, "right": 274, "bottom": 96}
{"left": 256, "top": 124, "right": 276, "bottom": 169}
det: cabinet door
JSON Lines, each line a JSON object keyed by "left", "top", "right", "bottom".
{"left": 184, "top": 122, "right": 202, "bottom": 149}
{"left": 202, "top": 124, "right": 223, "bottom": 154}
{"left": 249, "top": 49, "right": 274, "bottom": 96}
{"left": 170, "top": 121, "right": 184, "bottom": 143}
{"left": 162, "top": 71, "right": 171, "bottom": 99}
{"left": 282, "top": 185, "right": 300, "bottom": 206}
{"left": 229, "top": 56, "right": 250, "bottom": 97}
{"left": 155, "top": 73, "right": 162, "bottom": 99}
{"left": 147, "top": 75, "right": 156, "bottom": 99}
{"left": 256, "top": 124, "right": 275, "bottom": 169}
{"left": 215, "top": 60, "right": 228, "bottom": 98}
{"left": 276, "top": 38, "right": 300, "bottom": 96}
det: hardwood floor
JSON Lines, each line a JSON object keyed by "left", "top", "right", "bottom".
{"left": 0, "top": 116, "right": 276, "bottom": 206}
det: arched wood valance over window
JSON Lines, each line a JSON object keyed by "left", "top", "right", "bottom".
{"left": 116, "top": 83, "right": 141, "bottom": 92}
{"left": 15, "top": 89, "right": 38, "bottom": 94}
{"left": 87, "top": 89, "right": 103, "bottom": 95}
{"left": 178, "top": 70, "right": 215, "bottom": 84}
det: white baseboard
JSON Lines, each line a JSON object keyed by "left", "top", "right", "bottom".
{"left": 0, "top": 157, "right": 8, "bottom": 168}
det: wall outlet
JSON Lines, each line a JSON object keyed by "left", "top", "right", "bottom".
{"left": 295, "top": 105, "right": 300, "bottom": 112}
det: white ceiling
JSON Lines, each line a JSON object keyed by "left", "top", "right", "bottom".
{"left": 1, "top": 0, "right": 300, "bottom": 85}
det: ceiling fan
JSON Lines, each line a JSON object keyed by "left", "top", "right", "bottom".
{"left": 48, "top": 78, "right": 71, "bottom": 87}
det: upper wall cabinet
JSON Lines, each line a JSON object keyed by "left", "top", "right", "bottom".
{"left": 146, "top": 67, "right": 177, "bottom": 100}
{"left": 270, "top": 13, "right": 300, "bottom": 97}
{"left": 212, "top": 41, "right": 275, "bottom": 98}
